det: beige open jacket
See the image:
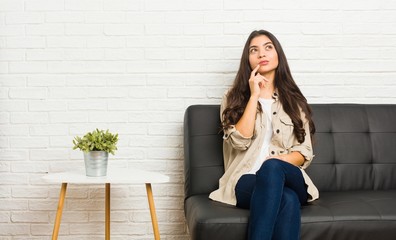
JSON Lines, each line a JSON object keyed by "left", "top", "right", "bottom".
{"left": 209, "top": 91, "right": 319, "bottom": 206}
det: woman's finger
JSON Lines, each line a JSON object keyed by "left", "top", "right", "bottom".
{"left": 250, "top": 64, "right": 260, "bottom": 78}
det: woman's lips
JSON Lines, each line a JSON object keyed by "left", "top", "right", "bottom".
{"left": 259, "top": 60, "right": 269, "bottom": 65}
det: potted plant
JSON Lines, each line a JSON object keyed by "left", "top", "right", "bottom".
{"left": 73, "top": 129, "right": 118, "bottom": 177}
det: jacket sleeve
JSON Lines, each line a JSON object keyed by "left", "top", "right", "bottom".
{"left": 220, "top": 92, "right": 254, "bottom": 151}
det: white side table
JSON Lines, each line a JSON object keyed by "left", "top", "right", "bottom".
{"left": 42, "top": 168, "right": 169, "bottom": 240}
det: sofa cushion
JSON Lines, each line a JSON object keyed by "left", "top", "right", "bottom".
{"left": 301, "top": 190, "right": 396, "bottom": 239}
{"left": 185, "top": 194, "right": 249, "bottom": 240}
{"left": 308, "top": 104, "right": 396, "bottom": 191}
{"left": 185, "top": 191, "right": 396, "bottom": 240}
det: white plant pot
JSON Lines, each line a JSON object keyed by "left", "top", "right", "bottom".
{"left": 83, "top": 151, "right": 108, "bottom": 177}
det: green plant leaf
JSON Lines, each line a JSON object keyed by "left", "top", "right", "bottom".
{"left": 72, "top": 129, "right": 119, "bottom": 155}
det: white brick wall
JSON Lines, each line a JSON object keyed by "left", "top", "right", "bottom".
{"left": 0, "top": 0, "right": 395, "bottom": 238}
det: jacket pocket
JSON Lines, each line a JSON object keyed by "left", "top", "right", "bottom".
{"left": 279, "top": 116, "right": 294, "bottom": 149}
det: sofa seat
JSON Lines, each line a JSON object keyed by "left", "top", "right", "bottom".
{"left": 185, "top": 191, "right": 396, "bottom": 240}
{"left": 301, "top": 190, "right": 396, "bottom": 239}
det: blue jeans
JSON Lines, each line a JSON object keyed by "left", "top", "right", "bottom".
{"left": 235, "top": 159, "right": 308, "bottom": 240}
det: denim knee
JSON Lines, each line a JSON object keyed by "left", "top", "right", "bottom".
{"left": 235, "top": 174, "right": 256, "bottom": 209}
{"left": 256, "top": 159, "right": 283, "bottom": 177}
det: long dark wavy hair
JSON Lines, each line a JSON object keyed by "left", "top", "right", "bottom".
{"left": 222, "top": 30, "right": 315, "bottom": 143}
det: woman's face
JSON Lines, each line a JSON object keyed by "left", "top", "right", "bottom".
{"left": 248, "top": 35, "right": 279, "bottom": 76}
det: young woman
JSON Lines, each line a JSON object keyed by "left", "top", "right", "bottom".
{"left": 209, "top": 30, "right": 319, "bottom": 240}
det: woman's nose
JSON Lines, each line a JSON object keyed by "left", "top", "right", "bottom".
{"left": 258, "top": 49, "right": 265, "bottom": 58}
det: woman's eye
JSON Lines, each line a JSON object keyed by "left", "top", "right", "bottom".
{"left": 265, "top": 45, "right": 273, "bottom": 50}
{"left": 250, "top": 48, "right": 257, "bottom": 53}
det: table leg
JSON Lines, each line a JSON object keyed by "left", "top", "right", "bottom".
{"left": 105, "top": 183, "right": 110, "bottom": 240}
{"left": 145, "top": 183, "right": 160, "bottom": 240}
{"left": 52, "top": 183, "right": 67, "bottom": 240}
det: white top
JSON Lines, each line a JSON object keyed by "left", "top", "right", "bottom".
{"left": 247, "top": 98, "right": 274, "bottom": 174}
{"left": 42, "top": 167, "right": 169, "bottom": 184}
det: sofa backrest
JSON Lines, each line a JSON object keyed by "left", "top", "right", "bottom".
{"left": 183, "top": 104, "right": 396, "bottom": 199}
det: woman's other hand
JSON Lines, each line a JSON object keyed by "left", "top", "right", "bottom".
{"left": 267, "top": 152, "right": 305, "bottom": 167}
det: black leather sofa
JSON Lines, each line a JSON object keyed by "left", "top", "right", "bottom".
{"left": 183, "top": 104, "right": 396, "bottom": 240}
